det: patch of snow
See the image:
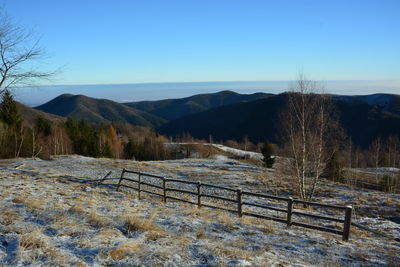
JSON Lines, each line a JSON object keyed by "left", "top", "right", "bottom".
{"left": 210, "top": 144, "right": 264, "bottom": 160}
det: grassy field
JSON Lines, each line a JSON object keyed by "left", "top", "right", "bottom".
{"left": 0, "top": 155, "right": 399, "bottom": 266}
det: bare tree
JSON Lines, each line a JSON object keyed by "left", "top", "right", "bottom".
{"left": 385, "top": 135, "right": 400, "bottom": 168}
{"left": 282, "top": 73, "right": 336, "bottom": 201}
{"left": 369, "top": 137, "right": 382, "bottom": 168}
{"left": 0, "top": 9, "right": 54, "bottom": 94}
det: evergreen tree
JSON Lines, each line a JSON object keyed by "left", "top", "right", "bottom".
{"left": 261, "top": 142, "right": 275, "bottom": 168}
{"left": 64, "top": 118, "right": 100, "bottom": 157}
{"left": 124, "top": 139, "right": 139, "bottom": 159}
{"left": 102, "top": 141, "right": 114, "bottom": 158}
{"left": 0, "top": 90, "right": 21, "bottom": 127}
{"left": 36, "top": 117, "right": 52, "bottom": 136}
{"left": 324, "top": 150, "right": 344, "bottom": 182}
{"left": 76, "top": 120, "right": 100, "bottom": 157}
{"left": 65, "top": 117, "right": 79, "bottom": 140}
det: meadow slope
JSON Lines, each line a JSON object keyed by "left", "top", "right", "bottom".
{"left": 0, "top": 155, "right": 399, "bottom": 266}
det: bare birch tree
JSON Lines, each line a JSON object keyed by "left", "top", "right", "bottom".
{"left": 282, "top": 73, "right": 335, "bottom": 201}
{"left": 369, "top": 137, "right": 382, "bottom": 168}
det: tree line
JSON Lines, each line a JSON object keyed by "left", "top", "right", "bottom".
{"left": 0, "top": 90, "right": 172, "bottom": 161}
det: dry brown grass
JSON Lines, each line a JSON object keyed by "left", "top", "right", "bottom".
{"left": 211, "top": 243, "right": 256, "bottom": 260}
{"left": 25, "top": 197, "right": 47, "bottom": 211}
{"left": 51, "top": 213, "right": 88, "bottom": 237}
{"left": 109, "top": 241, "right": 142, "bottom": 260}
{"left": 19, "top": 229, "right": 48, "bottom": 249}
{"left": 215, "top": 211, "right": 238, "bottom": 231}
{"left": 53, "top": 201, "right": 70, "bottom": 211}
{"left": 196, "top": 230, "right": 207, "bottom": 239}
{"left": 69, "top": 203, "right": 87, "bottom": 216}
{"left": 239, "top": 216, "right": 253, "bottom": 225}
{"left": 98, "top": 228, "right": 125, "bottom": 245}
{"left": 86, "top": 211, "right": 113, "bottom": 228}
{"left": 240, "top": 217, "right": 275, "bottom": 234}
{"left": 11, "top": 193, "right": 47, "bottom": 212}
{"left": 351, "top": 251, "right": 371, "bottom": 262}
{"left": 12, "top": 195, "right": 28, "bottom": 204}
{"left": 146, "top": 230, "right": 167, "bottom": 241}
{"left": 124, "top": 211, "right": 162, "bottom": 233}
{"left": 76, "top": 236, "right": 93, "bottom": 249}
{"left": 0, "top": 208, "right": 20, "bottom": 225}
{"left": 195, "top": 208, "right": 217, "bottom": 222}
{"left": 42, "top": 247, "right": 69, "bottom": 265}
{"left": 260, "top": 221, "right": 275, "bottom": 235}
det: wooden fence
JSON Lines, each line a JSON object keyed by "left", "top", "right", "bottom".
{"left": 110, "top": 168, "right": 352, "bottom": 241}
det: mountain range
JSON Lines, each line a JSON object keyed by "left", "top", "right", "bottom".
{"left": 31, "top": 90, "right": 400, "bottom": 148}
{"left": 35, "top": 94, "right": 166, "bottom": 128}
{"left": 35, "top": 91, "right": 268, "bottom": 127}
{"left": 124, "top": 90, "right": 271, "bottom": 121}
{"left": 158, "top": 93, "right": 400, "bottom": 147}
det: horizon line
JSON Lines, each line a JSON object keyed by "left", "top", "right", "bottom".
{"left": 21, "top": 79, "right": 400, "bottom": 88}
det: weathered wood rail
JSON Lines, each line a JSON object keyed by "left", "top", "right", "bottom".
{"left": 111, "top": 168, "right": 353, "bottom": 241}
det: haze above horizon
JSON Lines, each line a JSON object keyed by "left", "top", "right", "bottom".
{"left": 14, "top": 80, "right": 400, "bottom": 107}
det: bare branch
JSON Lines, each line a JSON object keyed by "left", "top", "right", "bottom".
{"left": 0, "top": 9, "right": 55, "bottom": 93}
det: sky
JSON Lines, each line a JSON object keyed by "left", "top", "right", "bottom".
{"left": 1, "top": 0, "right": 399, "bottom": 103}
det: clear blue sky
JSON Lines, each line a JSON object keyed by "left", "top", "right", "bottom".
{"left": 2, "top": 0, "right": 399, "bottom": 86}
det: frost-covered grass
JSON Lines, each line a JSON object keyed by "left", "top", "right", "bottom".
{"left": 0, "top": 155, "right": 399, "bottom": 266}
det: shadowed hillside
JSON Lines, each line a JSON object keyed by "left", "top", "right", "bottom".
{"left": 158, "top": 93, "right": 400, "bottom": 148}
{"left": 35, "top": 94, "right": 166, "bottom": 127}
{"left": 33, "top": 92, "right": 400, "bottom": 148}
{"left": 124, "top": 90, "right": 271, "bottom": 121}
{"left": 334, "top": 94, "right": 400, "bottom": 116}
{"left": 17, "top": 102, "right": 64, "bottom": 126}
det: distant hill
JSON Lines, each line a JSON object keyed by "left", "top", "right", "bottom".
{"left": 334, "top": 93, "right": 400, "bottom": 116}
{"left": 17, "top": 102, "right": 64, "bottom": 126}
{"left": 35, "top": 94, "right": 166, "bottom": 127}
{"left": 158, "top": 93, "right": 400, "bottom": 148}
{"left": 334, "top": 94, "right": 400, "bottom": 147}
{"left": 124, "top": 90, "right": 272, "bottom": 121}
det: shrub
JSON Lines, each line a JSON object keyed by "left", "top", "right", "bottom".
{"left": 261, "top": 142, "right": 275, "bottom": 168}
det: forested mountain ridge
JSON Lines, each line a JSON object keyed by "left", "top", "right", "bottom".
{"left": 124, "top": 90, "right": 272, "bottom": 121}
{"left": 33, "top": 91, "right": 400, "bottom": 148}
{"left": 35, "top": 94, "right": 166, "bottom": 127}
{"left": 158, "top": 93, "right": 400, "bottom": 148}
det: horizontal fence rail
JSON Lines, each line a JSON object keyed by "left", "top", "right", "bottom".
{"left": 111, "top": 168, "right": 353, "bottom": 241}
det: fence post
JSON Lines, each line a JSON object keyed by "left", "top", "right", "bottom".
{"left": 343, "top": 205, "right": 352, "bottom": 241}
{"left": 116, "top": 168, "right": 125, "bottom": 191}
{"left": 197, "top": 182, "right": 202, "bottom": 208}
{"left": 237, "top": 189, "right": 242, "bottom": 217}
{"left": 287, "top": 197, "right": 293, "bottom": 227}
{"left": 97, "top": 171, "right": 112, "bottom": 186}
{"left": 162, "top": 178, "right": 167, "bottom": 203}
{"left": 138, "top": 174, "right": 141, "bottom": 199}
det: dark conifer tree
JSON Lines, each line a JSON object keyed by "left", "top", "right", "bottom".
{"left": 261, "top": 142, "right": 275, "bottom": 168}
{"left": 102, "top": 141, "right": 114, "bottom": 158}
{"left": 35, "top": 117, "right": 53, "bottom": 136}
{"left": 0, "top": 90, "right": 21, "bottom": 127}
{"left": 324, "top": 150, "right": 344, "bottom": 182}
{"left": 124, "top": 139, "right": 139, "bottom": 159}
